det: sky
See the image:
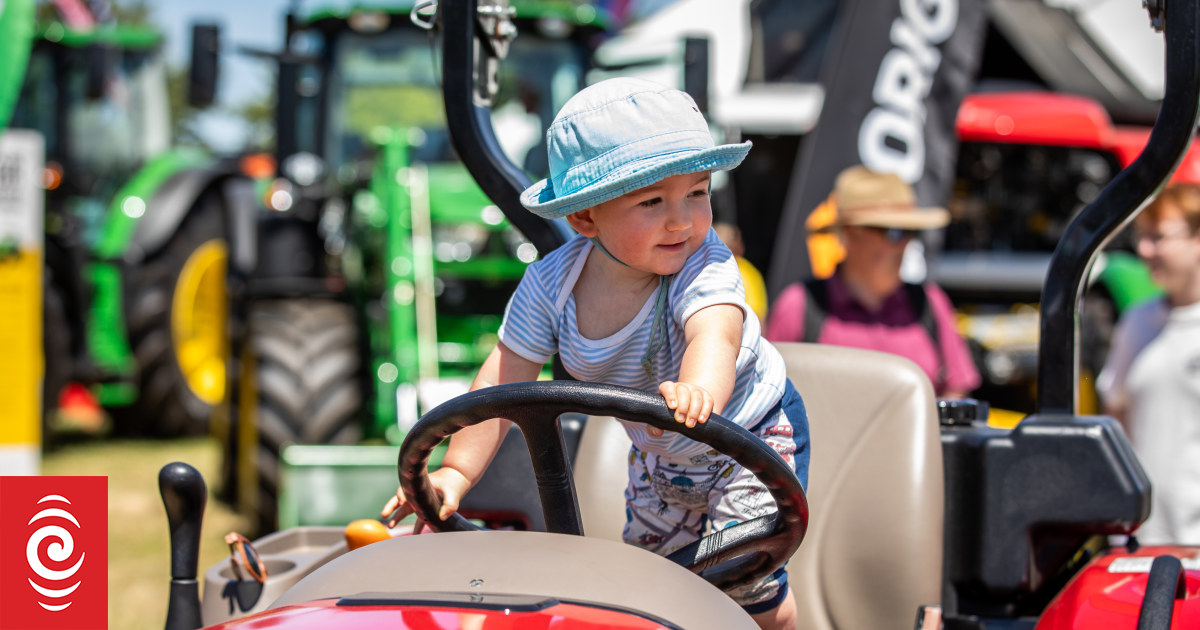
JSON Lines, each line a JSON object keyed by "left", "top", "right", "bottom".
{"left": 146, "top": 0, "right": 682, "bottom": 152}
{"left": 145, "top": 0, "right": 1166, "bottom": 153}
{"left": 152, "top": 0, "right": 293, "bottom": 152}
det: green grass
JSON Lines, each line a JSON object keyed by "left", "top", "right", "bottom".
{"left": 43, "top": 436, "right": 250, "bottom": 630}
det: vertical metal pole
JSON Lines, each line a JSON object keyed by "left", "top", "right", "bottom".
{"left": 1036, "top": 0, "right": 1200, "bottom": 415}
{"left": 440, "top": 0, "right": 571, "bottom": 255}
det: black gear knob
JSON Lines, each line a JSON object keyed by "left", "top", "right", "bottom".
{"left": 160, "top": 461, "right": 206, "bottom": 630}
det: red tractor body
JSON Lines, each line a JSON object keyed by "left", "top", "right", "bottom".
{"left": 205, "top": 598, "right": 672, "bottom": 630}
{"left": 1037, "top": 546, "right": 1200, "bottom": 630}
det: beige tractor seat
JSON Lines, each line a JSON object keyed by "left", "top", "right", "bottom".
{"left": 574, "top": 342, "right": 944, "bottom": 629}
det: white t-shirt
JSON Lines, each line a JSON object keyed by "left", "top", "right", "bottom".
{"left": 1098, "top": 299, "right": 1170, "bottom": 408}
{"left": 498, "top": 231, "right": 788, "bottom": 459}
{"left": 1102, "top": 298, "right": 1200, "bottom": 544}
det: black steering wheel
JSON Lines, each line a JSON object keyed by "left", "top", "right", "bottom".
{"left": 397, "top": 380, "right": 808, "bottom": 591}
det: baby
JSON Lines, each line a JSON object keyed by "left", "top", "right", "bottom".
{"left": 384, "top": 77, "right": 811, "bottom": 630}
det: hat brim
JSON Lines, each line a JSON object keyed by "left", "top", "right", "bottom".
{"left": 520, "top": 141, "right": 752, "bottom": 219}
{"left": 835, "top": 207, "right": 951, "bottom": 231}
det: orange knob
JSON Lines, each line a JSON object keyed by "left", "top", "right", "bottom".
{"left": 344, "top": 519, "right": 391, "bottom": 551}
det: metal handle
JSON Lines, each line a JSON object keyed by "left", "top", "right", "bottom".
{"left": 1136, "top": 555, "right": 1187, "bottom": 630}
{"left": 439, "top": 0, "right": 572, "bottom": 255}
{"left": 1037, "top": 0, "right": 1200, "bottom": 415}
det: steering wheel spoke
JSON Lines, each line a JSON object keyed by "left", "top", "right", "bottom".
{"left": 519, "top": 417, "right": 584, "bottom": 535}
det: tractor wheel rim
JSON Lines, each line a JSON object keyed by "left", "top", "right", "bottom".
{"left": 172, "top": 239, "right": 228, "bottom": 406}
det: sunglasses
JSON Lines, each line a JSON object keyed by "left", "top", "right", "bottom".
{"left": 863, "top": 226, "right": 920, "bottom": 243}
{"left": 225, "top": 532, "right": 267, "bottom": 584}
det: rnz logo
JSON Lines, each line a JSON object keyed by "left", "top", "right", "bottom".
{"left": 1, "top": 476, "right": 108, "bottom": 630}
{"left": 27, "top": 495, "right": 87, "bottom": 611}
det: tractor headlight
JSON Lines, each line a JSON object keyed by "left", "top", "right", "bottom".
{"left": 281, "top": 152, "right": 325, "bottom": 187}
{"left": 265, "top": 179, "right": 294, "bottom": 212}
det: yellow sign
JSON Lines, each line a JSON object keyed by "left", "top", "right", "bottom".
{"left": 0, "top": 128, "right": 44, "bottom": 474}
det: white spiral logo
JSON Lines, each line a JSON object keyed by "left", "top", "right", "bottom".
{"left": 26, "top": 494, "right": 86, "bottom": 612}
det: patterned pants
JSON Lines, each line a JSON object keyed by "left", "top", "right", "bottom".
{"left": 622, "top": 382, "right": 807, "bottom": 611}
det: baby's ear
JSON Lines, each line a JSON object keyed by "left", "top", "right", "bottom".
{"left": 566, "top": 209, "right": 599, "bottom": 236}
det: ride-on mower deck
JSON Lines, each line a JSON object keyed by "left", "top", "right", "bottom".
{"left": 159, "top": 0, "right": 1200, "bottom": 628}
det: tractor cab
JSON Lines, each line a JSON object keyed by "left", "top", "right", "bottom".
{"left": 14, "top": 23, "right": 173, "bottom": 215}
{"left": 218, "top": 1, "right": 612, "bottom": 534}
{"left": 11, "top": 10, "right": 243, "bottom": 442}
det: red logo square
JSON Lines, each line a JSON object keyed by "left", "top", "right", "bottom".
{"left": 0, "top": 477, "right": 108, "bottom": 630}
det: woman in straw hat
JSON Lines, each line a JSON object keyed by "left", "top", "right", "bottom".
{"left": 384, "top": 77, "right": 810, "bottom": 630}
{"left": 766, "top": 165, "right": 980, "bottom": 398}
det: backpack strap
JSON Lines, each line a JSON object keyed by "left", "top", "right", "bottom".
{"left": 801, "top": 278, "right": 831, "bottom": 344}
{"left": 903, "top": 282, "right": 946, "bottom": 390}
{"left": 802, "top": 278, "right": 948, "bottom": 391}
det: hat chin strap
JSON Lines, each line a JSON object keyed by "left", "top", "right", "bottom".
{"left": 587, "top": 236, "right": 672, "bottom": 383}
{"left": 588, "top": 235, "right": 632, "bottom": 268}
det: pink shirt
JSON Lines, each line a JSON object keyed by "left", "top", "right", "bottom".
{"left": 766, "top": 273, "right": 981, "bottom": 396}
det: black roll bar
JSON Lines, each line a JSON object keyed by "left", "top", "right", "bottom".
{"left": 1037, "top": 0, "right": 1200, "bottom": 415}
{"left": 440, "top": 0, "right": 573, "bottom": 254}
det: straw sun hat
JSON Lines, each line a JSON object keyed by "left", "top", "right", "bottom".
{"left": 520, "top": 77, "right": 751, "bottom": 219}
{"left": 829, "top": 165, "right": 950, "bottom": 231}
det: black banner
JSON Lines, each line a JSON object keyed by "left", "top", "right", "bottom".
{"left": 764, "top": 0, "right": 986, "bottom": 297}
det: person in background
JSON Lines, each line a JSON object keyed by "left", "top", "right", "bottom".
{"left": 1098, "top": 183, "right": 1200, "bottom": 545}
{"left": 713, "top": 221, "right": 768, "bottom": 327}
{"left": 765, "top": 165, "right": 980, "bottom": 398}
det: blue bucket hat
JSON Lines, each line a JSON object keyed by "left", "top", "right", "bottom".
{"left": 519, "top": 77, "right": 752, "bottom": 219}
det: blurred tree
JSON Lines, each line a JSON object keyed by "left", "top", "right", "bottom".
{"left": 106, "top": 1, "right": 151, "bottom": 25}
{"left": 35, "top": 0, "right": 152, "bottom": 27}
{"left": 166, "top": 65, "right": 212, "bottom": 150}
{"left": 344, "top": 84, "right": 445, "bottom": 137}
{"left": 237, "top": 89, "right": 276, "bottom": 153}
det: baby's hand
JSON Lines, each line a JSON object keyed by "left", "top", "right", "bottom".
{"left": 657, "top": 381, "right": 714, "bottom": 433}
{"left": 380, "top": 467, "right": 471, "bottom": 529}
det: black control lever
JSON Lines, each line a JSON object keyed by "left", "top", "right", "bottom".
{"left": 1037, "top": 0, "right": 1200, "bottom": 415}
{"left": 1136, "top": 555, "right": 1187, "bottom": 630}
{"left": 160, "top": 462, "right": 207, "bottom": 630}
{"left": 440, "top": 0, "right": 572, "bottom": 255}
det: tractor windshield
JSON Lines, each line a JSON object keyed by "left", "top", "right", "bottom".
{"left": 14, "top": 42, "right": 170, "bottom": 182}
{"left": 70, "top": 49, "right": 170, "bottom": 173}
{"left": 13, "top": 40, "right": 170, "bottom": 243}
{"left": 323, "top": 26, "right": 584, "bottom": 176}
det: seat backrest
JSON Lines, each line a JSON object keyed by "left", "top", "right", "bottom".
{"left": 574, "top": 342, "right": 943, "bottom": 629}
{"left": 779, "top": 342, "right": 943, "bottom": 630}
{"left": 574, "top": 412, "right": 633, "bottom": 543}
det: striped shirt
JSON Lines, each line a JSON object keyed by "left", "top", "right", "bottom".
{"left": 498, "top": 230, "right": 788, "bottom": 459}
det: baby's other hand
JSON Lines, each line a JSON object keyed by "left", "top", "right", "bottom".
{"left": 658, "top": 381, "right": 714, "bottom": 429}
{"left": 380, "top": 467, "right": 471, "bottom": 529}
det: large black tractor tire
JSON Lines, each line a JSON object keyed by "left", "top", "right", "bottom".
{"left": 243, "top": 298, "right": 363, "bottom": 535}
{"left": 116, "top": 193, "right": 227, "bottom": 437}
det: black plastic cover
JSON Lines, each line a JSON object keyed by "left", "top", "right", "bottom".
{"left": 941, "top": 414, "right": 1150, "bottom": 612}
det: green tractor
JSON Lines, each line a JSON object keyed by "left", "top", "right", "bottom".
{"left": 223, "top": 0, "right": 610, "bottom": 533}
{"left": 10, "top": 8, "right": 245, "bottom": 439}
